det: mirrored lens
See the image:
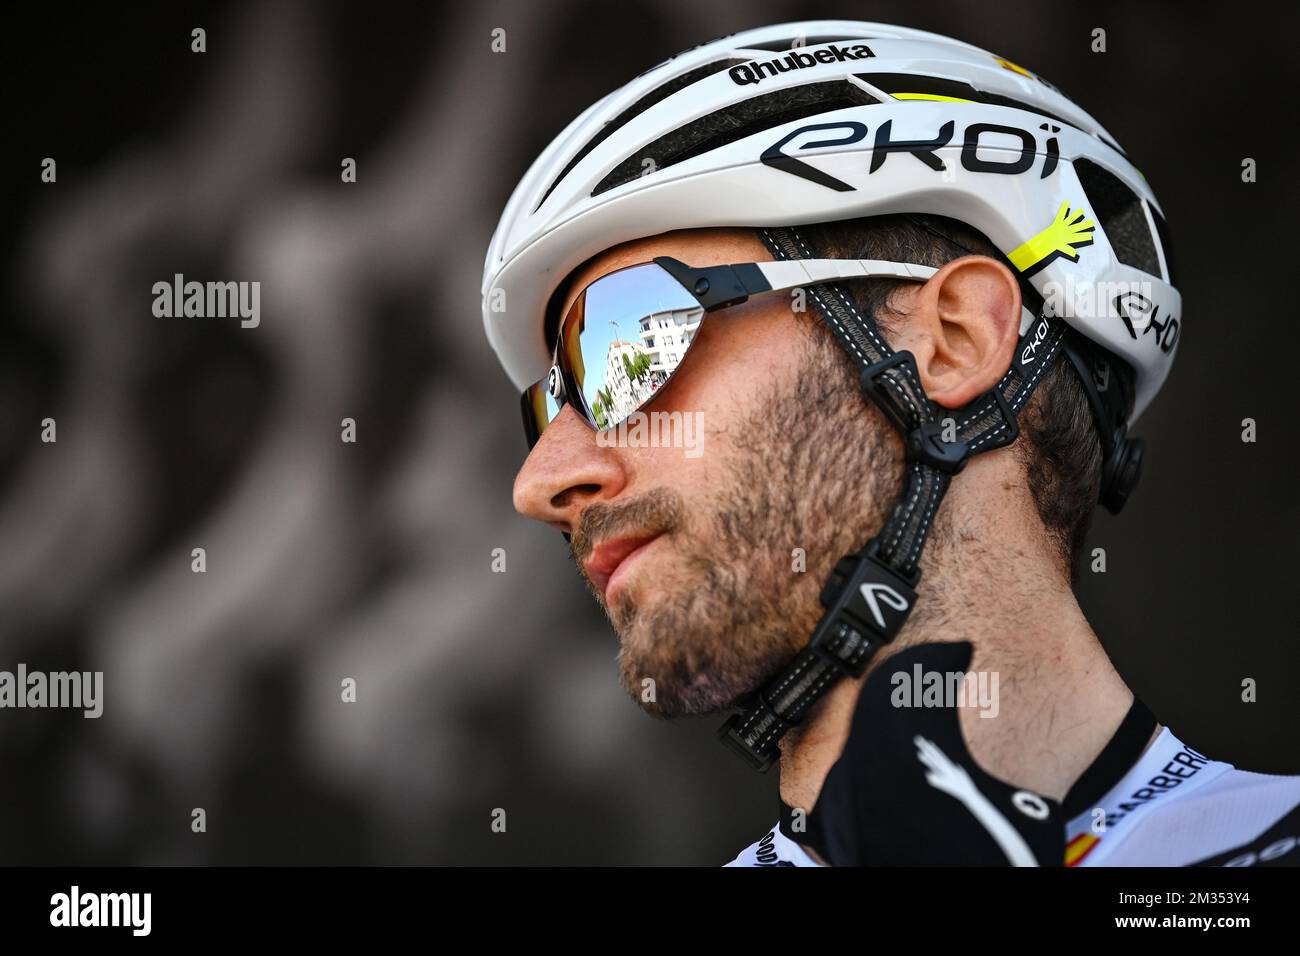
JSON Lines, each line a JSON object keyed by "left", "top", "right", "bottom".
{"left": 561, "top": 263, "right": 704, "bottom": 431}
{"left": 521, "top": 375, "right": 561, "bottom": 447}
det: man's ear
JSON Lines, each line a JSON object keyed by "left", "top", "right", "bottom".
{"left": 889, "top": 256, "right": 1022, "bottom": 409}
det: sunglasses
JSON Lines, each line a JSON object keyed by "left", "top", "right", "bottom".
{"left": 521, "top": 255, "right": 945, "bottom": 447}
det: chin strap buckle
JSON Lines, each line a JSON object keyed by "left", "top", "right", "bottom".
{"left": 717, "top": 546, "right": 918, "bottom": 772}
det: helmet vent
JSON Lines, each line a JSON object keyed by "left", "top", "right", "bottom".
{"left": 855, "top": 72, "right": 1126, "bottom": 157}
{"left": 1148, "top": 205, "right": 1177, "bottom": 286}
{"left": 1074, "top": 158, "right": 1161, "bottom": 278}
{"left": 591, "top": 80, "right": 881, "bottom": 197}
{"left": 533, "top": 58, "right": 743, "bottom": 213}
{"left": 740, "top": 36, "right": 869, "bottom": 52}
{"left": 856, "top": 72, "right": 1071, "bottom": 126}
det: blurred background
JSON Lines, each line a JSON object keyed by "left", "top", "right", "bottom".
{"left": 1, "top": 0, "right": 1296, "bottom": 865}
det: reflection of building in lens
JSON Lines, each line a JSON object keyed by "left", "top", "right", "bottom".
{"left": 639, "top": 305, "right": 701, "bottom": 382}
{"left": 597, "top": 306, "right": 702, "bottom": 428}
{"left": 601, "top": 340, "right": 650, "bottom": 426}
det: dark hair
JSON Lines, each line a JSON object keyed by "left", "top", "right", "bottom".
{"left": 784, "top": 214, "right": 1111, "bottom": 581}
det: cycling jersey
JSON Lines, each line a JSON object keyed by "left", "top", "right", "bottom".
{"left": 726, "top": 641, "right": 1300, "bottom": 867}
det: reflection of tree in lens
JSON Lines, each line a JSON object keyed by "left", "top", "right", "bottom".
{"left": 603, "top": 340, "right": 656, "bottom": 422}
{"left": 593, "top": 385, "right": 614, "bottom": 430}
{"left": 623, "top": 351, "right": 654, "bottom": 407}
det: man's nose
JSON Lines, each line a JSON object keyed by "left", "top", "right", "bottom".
{"left": 512, "top": 405, "right": 627, "bottom": 533}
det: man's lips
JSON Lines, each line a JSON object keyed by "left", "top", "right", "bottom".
{"left": 583, "top": 533, "right": 664, "bottom": 601}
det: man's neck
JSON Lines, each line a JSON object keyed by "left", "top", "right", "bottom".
{"left": 778, "top": 459, "right": 1144, "bottom": 817}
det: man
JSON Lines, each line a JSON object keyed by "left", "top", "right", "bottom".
{"left": 483, "top": 21, "right": 1300, "bottom": 865}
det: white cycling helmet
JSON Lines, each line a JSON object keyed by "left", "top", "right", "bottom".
{"left": 482, "top": 19, "right": 1180, "bottom": 421}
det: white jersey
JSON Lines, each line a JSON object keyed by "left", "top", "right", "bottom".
{"left": 1062, "top": 728, "right": 1300, "bottom": 867}
{"left": 728, "top": 726, "right": 1300, "bottom": 867}
{"left": 726, "top": 643, "right": 1300, "bottom": 867}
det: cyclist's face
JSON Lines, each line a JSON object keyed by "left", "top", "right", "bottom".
{"left": 512, "top": 228, "right": 899, "bottom": 717}
{"left": 513, "top": 226, "right": 784, "bottom": 538}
